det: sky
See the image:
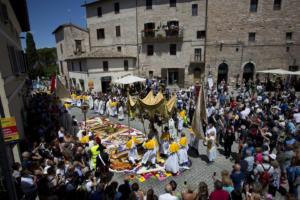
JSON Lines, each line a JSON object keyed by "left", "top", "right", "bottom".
{"left": 22, "top": 0, "right": 87, "bottom": 49}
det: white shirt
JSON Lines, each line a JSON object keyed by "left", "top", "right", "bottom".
{"left": 205, "top": 126, "right": 217, "bottom": 136}
{"left": 293, "top": 113, "right": 300, "bottom": 123}
{"left": 58, "top": 130, "right": 64, "bottom": 138}
{"left": 159, "top": 193, "right": 178, "bottom": 200}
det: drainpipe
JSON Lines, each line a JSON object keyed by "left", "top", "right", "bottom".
{"left": 135, "top": 0, "right": 140, "bottom": 76}
{"left": 239, "top": 43, "right": 244, "bottom": 83}
{"left": 203, "top": 0, "right": 208, "bottom": 76}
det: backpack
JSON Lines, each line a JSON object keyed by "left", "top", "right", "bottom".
{"left": 259, "top": 164, "right": 271, "bottom": 186}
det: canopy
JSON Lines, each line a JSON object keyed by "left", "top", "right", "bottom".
{"left": 113, "top": 75, "right": 146, "bottom": 85}
{"left": 256, "top": 69, "right": 298, "bottom": 75}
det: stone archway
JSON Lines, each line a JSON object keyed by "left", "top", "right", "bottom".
{"left": 217, "top": 63, "right": 228, "bottom": 84}
{"left": 243, "top": 62, "right": 255, "bottom": 82}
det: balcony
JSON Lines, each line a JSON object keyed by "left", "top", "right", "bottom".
{"left": 141, "top": 27, "right": 184, "bottom": 43}
{"left": 190, "top": 55, "right": 203, "bottom": 64}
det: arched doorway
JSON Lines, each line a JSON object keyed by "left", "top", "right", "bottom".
{"left": 243, "top": 62, "right": 255, "bottom": 82}
{"left": 194, "top": 68, "right": 201, "bottom": 83}
{"left": 217, "top": 63, "right": 228, "bottom": 83}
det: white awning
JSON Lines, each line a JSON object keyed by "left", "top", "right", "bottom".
{"left": 256, "top": 69, "right": 298, "bottom": 75}
{"left": 113, "top": 75, "right": 146, "bottom": 85}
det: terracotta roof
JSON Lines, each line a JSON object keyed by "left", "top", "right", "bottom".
{"left": 52, "top": 23, "right": 88, "bottom": 34}
{"left": 65, "top": 49, "right": 136, "bottom": 60}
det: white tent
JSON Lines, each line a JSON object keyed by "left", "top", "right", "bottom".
{"left": 256, "top": 69, "right": 297, "bottom": 75}
{"left": 113, "top": 75, "right": 146, "bottom": 85}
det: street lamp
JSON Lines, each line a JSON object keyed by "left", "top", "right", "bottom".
{"left": 81, "top": 102, "right": 89, "bottom": 130}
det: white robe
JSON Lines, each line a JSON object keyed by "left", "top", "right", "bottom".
{"left": 168, "top": 119, "right": 177, "bottom": 139}
{"left": 88, "top": 96, "right": 94, "bottom": 109}
{"left": 160, "top": 141, "right": 169, "bottom": 155}
{"left": 106, "top": 101, "right": 112, "bottom": 116}
{"left": 98, "top": 100, "right": 104, "bottom": 115}
{"left": 141, "top": 148, "right": 156, "bottom": 165}
{"left": 178, "top": 116, "right": 184, "bottom": 132}
{"left": 76, "top": 100, "right": 82, "bottom": 107}
{"left": 207, "top": 136, "right": 217, "bottom": 162}
{"left": 165, "top": 153, "right": 179, "bottom": 174}
{"left": 93, "top": 99, "right": 99, "bottom": 113}
{"left": 118, "top": 106, "right": 124, "bottom": 120}
{"left": 178, "top": 146, "right": 189, "bottom": 165}
{"left": 128, "top": 143, "right": 138, "bottom": 164}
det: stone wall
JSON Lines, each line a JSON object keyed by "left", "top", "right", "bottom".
{"left": 206, "top": 0, "right": 300, "bottom": 85}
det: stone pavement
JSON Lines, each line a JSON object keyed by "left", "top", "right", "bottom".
{"left": 70, "top": 107, "right": 238, "bottom": 195}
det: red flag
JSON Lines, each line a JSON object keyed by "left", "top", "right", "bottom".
{"left": 50, "top": 74, "right": 56, "bottom": 93}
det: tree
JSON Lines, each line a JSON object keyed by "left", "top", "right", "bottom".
{"left": 37, "top": 47, "right": 57, "bottom": 66}
{"left": 25, "top": 32, "right": 38, "bottom": 68}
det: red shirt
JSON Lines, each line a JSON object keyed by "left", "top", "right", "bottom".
{"left": 209, "top": 189, "right": 230, "bottom": 200}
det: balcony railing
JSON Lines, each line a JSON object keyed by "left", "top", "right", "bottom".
{"left": 141, "top": 27, "right": 184, "bottom": 43}
{"left": 190, "top": 55, "right": 203, "bottom": 63}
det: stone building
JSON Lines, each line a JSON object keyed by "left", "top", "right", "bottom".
{"left": 205, "top": 0, "right": 300, "bottom": 85}
{"left": 0, "top": 0, "right": 30, "bottom": 198}
{"left": 84, "top": 0, "right": 206, "bottom": 87}
{"left": 53, "top": 23, "right": 90, "bottom": 87}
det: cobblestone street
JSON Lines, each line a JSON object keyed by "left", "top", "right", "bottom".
{"left": 70, "top": 107, "right": 238, "bottom": 195}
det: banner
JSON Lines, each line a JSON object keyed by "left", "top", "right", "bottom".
{"left": 192, "top": 86, "right": 207, "bottom": 139}
{"left": 0, "top": 117, "right": 19, "bottom": 143}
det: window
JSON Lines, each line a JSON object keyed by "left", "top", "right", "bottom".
{"left": 116, "top": 26, "right": 121, "bottom": 37}
{"left": 170, "top": 44, "right": 177, "bottom": 55}
{"left": 286, "top": 32, "right": 292, "bottom": 40}
{"left": 144, "top": 23, "right": 155, "bottom": 37}
{"left": 0, "top": 3, "right": 9, "bottom": 23}
{"left": 79, "top": 79, "right": 85, "bottom": 91}
{"left": 273, "top": 0, "right": 281, "bottom": 10}
{"left": 197, "top": 31, "right": 206, "bottom": 39}
{"left": 146, "top": 0, "right": 152, "bottom": 10}
{"left": 149, "top": 71, "right": 153, "bottom": 78}
{"left": 192, "top": 4, "right": 198, "bottom": 16}
{"left": 194, "top": 48, "right": 202, "bottom": 61}
{"left": 114, "top": 2, "right": 120, "bottom": 14}
{"left": 248, "top": 32, "right": 256, "bottom": 42}
{"left": 103, "top": 61, "right": 109, "bottom": 71}
{"left": 97, "top": 28, "right": 105, "bottom": 39}
{"left": 117, "top": 46, "right": 122, "bottom": 52}
{"left": 75, "top": 40, "right": 82, "bottom": 52}
{"left": 147, "top": 45, "right": 154, "bottom": 56}
{"left": 286, "top": 46, "right": 290, "bottom": 52}
{"left": 60, "top": 43, "right": 63, "bottom": 55}
{"left": 97, "top": 7, "right": 102, "bottom": 17}
{"left": 71, "top": 61, "right": 74, "bottom": 71}
{"left": 124, "top": 60, "right": 129, "bottom": 71}
{"left": 250, "top": 0, "right": 258, "bottom": 12}
{"left": 170, "top": 0, "right": 176, "bottom": 7}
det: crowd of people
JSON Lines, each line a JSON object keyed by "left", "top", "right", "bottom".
{"left": 12, "top": 76, "right": 300, "bottom": 200}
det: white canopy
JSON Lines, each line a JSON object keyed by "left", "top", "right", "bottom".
{"left": 113, "top": 75, "right": 146, "bottom": 85}
{"left": 256, "top": 69, "right": 298, "bottom": 75}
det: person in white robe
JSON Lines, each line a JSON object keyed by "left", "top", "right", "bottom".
{"left": 111, "top": 98, "right": 118, "bottom": 117}
{"left": 141, "top": 134, "right": 157, "bottom": 168}
{"left": 168, "top": 118, "right": 177, "bottom": 139}
{"left": 206, "top": 132, "right": 217, "bottom": 163}
{"left": 106, "top": 99, "right": 112, "bottom": 117}
{"left": 126, "top": 137, "right": 138, "bottom": 164}
{"left": 160, "top": 127, "right": 170, "bottom": 156}
{"left": 88, "top": 95, "right": 94, "bottom": 110}
{"left": 98, "top": 99, "right": 105, "bottom": 115}
{"left": 118, "top": 103, "right": 125, "bottom": 121}
{"left": 93, "top": 98, "right": 99, "bottom": 113}
{"left": 177, "top": 113, "right": 184, "bottom": 135}
{"left": 164, "top": 139, "right": 180, "bottom": 174}
{"left": 178, "top": 133, "right": 189, "bottom": 166}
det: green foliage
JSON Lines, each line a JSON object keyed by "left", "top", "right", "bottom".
{"left": 37, "top": 47, "right": 57, "bottom": 66}
{"left": 25, "top": 32, "right": 38, "bottom": 68}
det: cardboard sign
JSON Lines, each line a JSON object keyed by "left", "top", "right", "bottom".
{"left": 0, "top": 117, "right": 19, "bottom": 142}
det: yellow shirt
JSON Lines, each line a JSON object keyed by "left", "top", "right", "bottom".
{"left": 143, "top": 139, "right": 155, "bottom": 150}
{"left": 169, "top": 142, "right": 179, "bottom": 153}
{"left": 179, "top": 137, "right": 187, "bottom": 147}
{"left": 71, "top": 93, "right": 76, "bottom": 100}
{"left": 80, "top": 135, "right": 89, "bottom": 144}
{"left": 126, "top": 137, "right": 137, "bottom": 149}
{"left": 179, "top": 110, "right": 186, "bottom": 118}
{"left": 110, "top": 101, "right": 117, "bottom": 107}
{"left": 161, "top": 132, "right": 170, "bottom": 141}
{"left": 64, "top": 103, "right": 71, "bottom": 109}
{"left": 76, "top": 95, "right": 81, "bottom": 100}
